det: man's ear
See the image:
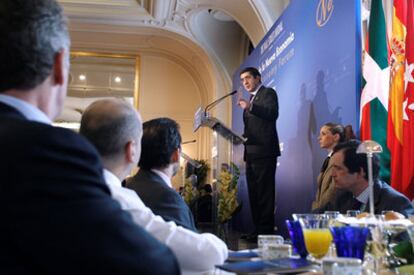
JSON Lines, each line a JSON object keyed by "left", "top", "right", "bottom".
{"left": 358, "top": 167, "right": 366, "bottom": 179}
{"left": 170, "top": 148, "right": 180, "bottom": 163}
{"left": 125, "top": 140, "right": 137, "bottom": 164}
{"left": 52, "top": 50, "right": 66, "bottom": 85}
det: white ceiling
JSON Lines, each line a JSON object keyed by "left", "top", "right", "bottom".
{"left": 57, "top": 0, "right": 289, "bottom": 121}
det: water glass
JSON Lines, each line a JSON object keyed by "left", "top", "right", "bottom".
{"left": 292, "top": 213, "right": 310, "bottom": 221}
{"left": 346, "top": 210, "right": 361, "bottom": 217}
{"left": 285, "top": 219, "right": 308, "bottom": 258}
{"left": 324, "top": 211, "right": 340, "bottom": 220}
{"left": 408, "top": 214, "right": 414, "bottom": 223}
{"left": 407, "top": 225, "right": 414, "bottom": 250}
{"left": 330, "top": 226, "right": 370, "bottom": 260}
{"left": 323, "top": 257, "right": 362, "bottom": 275}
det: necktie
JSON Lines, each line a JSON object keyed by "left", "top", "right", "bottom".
{"left": 320, "top": 156, "right": 330, "bottom": 173}
{"left": 351, "top": 198, "right": 362, "bottom": 210}
{"left": 249, "top": 94, "right": 254, "bottom": 102}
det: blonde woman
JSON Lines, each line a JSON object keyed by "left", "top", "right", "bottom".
{"left": 312, "top": 123, "right": 354, "bottom": 210}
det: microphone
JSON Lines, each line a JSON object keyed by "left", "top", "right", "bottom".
{"left": 182, "top": 140, "right": 196, "bottom": 145}
{"left": 180, "top": 152, "right": 202, "bottom": 168}
{"left": 204, "top": 90, "right": 237, "bottom": 114}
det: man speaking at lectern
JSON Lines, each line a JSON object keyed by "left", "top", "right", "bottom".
{"left": 238, "top": 67, "right": 280, "bottom": 241}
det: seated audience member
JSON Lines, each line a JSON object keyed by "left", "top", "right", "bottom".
{"left": 80, "top": 99, "right": 228, "bottom": 273}
{"left": 312, "top": 123, "right": 354, "bottom": 210}
{"left": 0, "top": 1, "right": 179, "bottom": 274}
{"left": 315, "top": 140, "right": 414, "bottom": 216}
{"left": 126, "top": 118, "right": 197, "bottom": 231}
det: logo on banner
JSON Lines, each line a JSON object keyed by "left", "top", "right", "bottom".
{"left": 316, "top": 0, "right": 334, "bottom": 27}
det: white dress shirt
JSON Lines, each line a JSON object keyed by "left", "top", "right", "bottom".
{"left": 103, "top": 169, "right": 228, "bottom": 274}
{"left": 355, "top": 186, "right": 370, "bottom": 211}
{"left": 151, "top": 168, "right": 172, "bottom": 188}
{"left": 249, "top": 84, "right": 262, "bottom": 102}
{"left": 0, "top": 94, "right": 51, "bottom": 124}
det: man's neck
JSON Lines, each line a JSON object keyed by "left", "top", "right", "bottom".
{"left": 351, "top": 180, "right": 369, "bottom": 197}
{"left": 252, "top": 84, "right": 262, "bottom": 94}
{"left": 152, "top": 166, "right": 172, "bottom": 178}
{"left": 3, "top": 82, "right": 54, "bottom": 120}
{"left": 150, "top": 167, "right": 173, "bottom": 188}
{"left": 103, "top": 159, "right": 130, "bottom": 181}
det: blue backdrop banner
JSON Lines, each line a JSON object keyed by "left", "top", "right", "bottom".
{"left": 231, "top": 0, "right": 361, "bottom": 236}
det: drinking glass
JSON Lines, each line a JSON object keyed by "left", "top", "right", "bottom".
{"left": 408, "top": 214, "right": 414, "bottom": 223}
{"left": 292, "top": 213, "right": 310, "bottom": 221}
{"left": 324, "top": 211, "right": 340, "bottom": 220}
{"left": 285, "top": 219, "right": 308, "bottom": 258}
{"left": 346, "top": 210, "right": 361, "bottom": 217}
{"left": 299, "top": 214, "right": 332, "bottom": 259}
{"left": 330, "top": 226, "right": 370, "bottom": 260}
{"left": 407, "top": 225, "right": 414, "bottom": 251}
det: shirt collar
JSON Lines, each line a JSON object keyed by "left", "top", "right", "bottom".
{"left": 103, "top": 169, "right": 122, "bottom": 188}
{"left": 0, "top": 94, "right": 51, "bottom": 124}
{"left": 151, "top": 168, "right": 172, "bottom": 188}
{"left": 250, "top": 84, "right": 263, "bottom": 97}
{"left": 355, "top": 186, "right": 370, "bottom": 204}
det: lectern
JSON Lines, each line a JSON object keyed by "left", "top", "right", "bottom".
{"left": 192, "top": 106, "right": 244, "bottom": 247}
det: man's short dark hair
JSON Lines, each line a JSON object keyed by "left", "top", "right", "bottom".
{"left": 240, "top": 67, "right": 261, "bottom": 78}
{"left": 333, "top": 140, "right": 380, "bottom": 181}
{"left": 0, "top": 0, "right": 70, "bottom": 92}
{"left": 139, "top": 118, "right": 181, "bottom": 170}
{"left": 80, "top": 100, "right": 140, "bottom": 160}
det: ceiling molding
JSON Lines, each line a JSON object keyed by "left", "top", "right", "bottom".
{"left": 149, "top": 0, "right": 176, "bottom": 21}
{"left": 61, "top": 0, "right": 288, "bottom": 126}
{"left": 60, "top": 0, "right": 152, "bottom": 20}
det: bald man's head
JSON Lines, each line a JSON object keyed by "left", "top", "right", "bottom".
{"left": 80, "top": 99, "right": 142, "bottom": 163}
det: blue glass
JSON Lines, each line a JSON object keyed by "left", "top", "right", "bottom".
{"left": 330, "top": 226, "right": 370, "bottom": 260}
{"left": 285, "top": 220, "right": 308, "bottom": 258}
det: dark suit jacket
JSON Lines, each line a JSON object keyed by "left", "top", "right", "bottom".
{"left": 0, "top": 102, "right": 179, "bottom": 275}
{"left": 243, "top": 86, "right": 280, "bottom": 161}
{"left": 127, "top": 169, "right": 197, "bottom": 232}
{"left": 315, "top": 180, "right": 414, "bottom": 217}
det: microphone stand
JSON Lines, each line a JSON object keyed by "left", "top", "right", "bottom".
{"left": 182, "top": 140, "right": 196, "bottom": 145}
{"left": 204, "top": 91, "right": 237, "bottom": 115}
{"left": 181, "top": 152, "right": 202, "bottom": 169}
{"left": 180, "top": 140, "right": 201, "bottom": 168}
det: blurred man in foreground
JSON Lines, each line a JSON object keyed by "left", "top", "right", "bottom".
{"left": 0, "top": 1, "right": 179, "bottom": 273}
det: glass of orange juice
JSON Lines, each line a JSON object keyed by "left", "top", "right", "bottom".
{"left": 299, "top": 214, "right": 332, "bottom": 260}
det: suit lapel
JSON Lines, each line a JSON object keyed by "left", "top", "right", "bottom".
{"left": 244, "top": 86, "right": 265, "bottom": 120}
{"left": 253, "top": 86, "right": 265, "bottom": 103}
{"left": 141, "top": 169, "right": 168, "bottom": 187}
